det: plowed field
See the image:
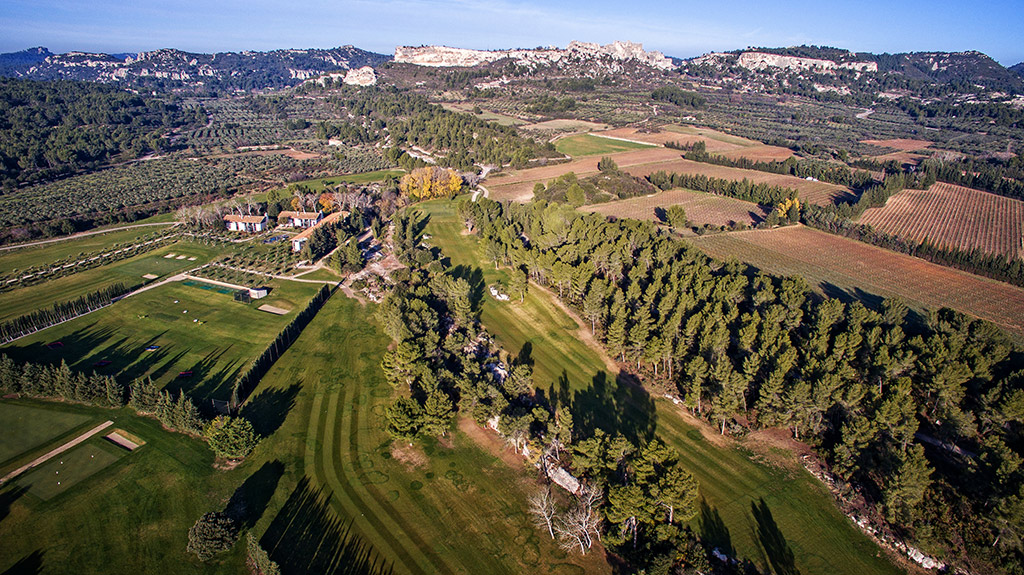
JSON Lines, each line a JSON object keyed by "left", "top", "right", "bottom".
{"left": 858, "top": 182, "right": 1024, "bottom": 259}
{"left": 690, "top": 225, "right": 1024, "bottom": 336}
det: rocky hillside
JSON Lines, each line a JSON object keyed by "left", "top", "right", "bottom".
{"left": 1010, "top": 62, "right": 1024, "bottom": 78}
{"left": 0, "top": 46, "right": 391, "bottom": 93}
{"left": 395, "top": 40, "right": 675, "bottom": 71}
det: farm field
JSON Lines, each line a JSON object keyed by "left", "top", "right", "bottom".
{"left": 0, "top": 399, "right": 248, "bottom": 574}
{"left": 520, "top": 118, "right": 610, "bottom": 135}
{"left": 554, "top": 133, "right": 656, "bottom": 157}
{"left": 622, "top": 158, "right": 855, "bottom": 205}
{"left": 441, "top": 102, "right": 526, "bottom": 126}
{"left": 1, "top": 278, "right": 323, "bottom": 403}
{"left": 486, "top": 147, "right": 683, "bottom": 202}
{"left": 239, "top": 292, "right": 604, "bottom": 575}
{"left": 858, "top": 182, "right": 1024, "bottom": 259}
{"left": 580, "top": 188, "right": 769, "bottom": 227}
{"left": 690, "top": 225, "right": 1024, "bottom": 335}
{"left": 602, "top": 126, "right": 794, "bottom": 161}
{"left": 0, "top": 225, "right": 176, "bottom": 276}
{"left": 0, "top": 241, "right": 220, "bottom": 323}
{"left": 0, "top": 402, "right": 95, "bottom": 469}
{"left": 417, "top": 198, "right": 901, "bottom": 575}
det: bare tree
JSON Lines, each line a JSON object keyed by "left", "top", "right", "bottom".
{"left": 554, "top": 486, "right": 602, "bottom": 554}
{"left": 528, "top": 489, "right": 558, "bottom": 540}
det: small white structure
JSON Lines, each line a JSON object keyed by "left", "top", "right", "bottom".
{"left": 489, "top": 285, "right": 510, "bottom": 301}
{"left": 291, "top": 211, "right": 345, "bottom": 253}
{"left": 224, "top": 214, "right": 268, "bottom": 232}
{"left": 248, "top": 287, "right": 269, "bottom": 299}
{"left": 278, "top": 210, "right": 324, "bottom": 228}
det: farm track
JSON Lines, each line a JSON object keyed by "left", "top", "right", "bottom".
{"left": 858, "top": 182, "right": 1024, "bottom": 258}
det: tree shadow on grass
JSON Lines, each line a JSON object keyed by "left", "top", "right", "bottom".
{"left": 699, "top": 497, "right": 734, "bottom": 558}
{"left": 0, "top": 485, "right": 27, "bottom": 525}
{"left": 261, "top": 477, "right": 392, "bottom": 575}
{"left": 751, "top": 498, "right": 799, "bottom": 575}
{"left": 555, "top": 369, "right": 657, "bottom": 445}
{"left": 241, "top": 383, "right": 301, "bottom": 437}
{"left": 1, "top": 550, "right": 43, "bottom": 575}
{"left": 226, "top": 460, "right": 284, "bottom": 530}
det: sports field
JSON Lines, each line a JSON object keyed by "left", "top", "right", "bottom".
{"left": 1, "top": 279, "right": 323, "bottom": 402}
{"left": 0, "top": 242, "right": 220, "bottom": 323}
{"left": 0, "top": 400, "right": 248, "bottom": 574}
{"left": 554, "top": 133, "right": 656, "bottom": 157}
{"left": 416, "top": 198, "right": 901, "bottom": 575}
{"left": 690, "top": 225, "right": 1024, "bottom": 335}
{"left": 580, "top": 188, "right": 769, "bottom": 227}
{"left": 0, "top": 226, "right": 176, "bottom": 276}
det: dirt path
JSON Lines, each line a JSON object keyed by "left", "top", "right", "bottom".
{"left": 534, "top": 281, "right": 620, "bottom": 374}
{"left": 0, "top": 420, "right": 114, "bottom": 485}
{"left": 0, "top": 223, "right": 177, "bottom": 252}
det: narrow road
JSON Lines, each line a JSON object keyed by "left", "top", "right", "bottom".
{"left": 0, "top": 223, "right": 177, "bottom": 252}
{"left": 0, "top": 420, "right": 115, "bottom": 485}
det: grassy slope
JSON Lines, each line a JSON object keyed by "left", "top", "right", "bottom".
{"left": 0, "top": 400, "right": 247, "bottom": 575}
{"left": 555, "top": 134, "right": 656, "bottom": 157}
{"left": 244, "top": 292, "right": 605, "bottom": 575}
{"left": 1, "top": 279, "right": 322, "bottom": 403}
{"left": 0, "top": 241, "right": 221, "bottom": 322}
{"left": 417, "top": 198, "right": 901, "bottom": 575}
{"left": 0, "top": 402, "right": 96, "bottom": 468}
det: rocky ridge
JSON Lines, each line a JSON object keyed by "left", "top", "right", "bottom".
{"left": 394, "top": 40, "right": 674, "bottom": 70}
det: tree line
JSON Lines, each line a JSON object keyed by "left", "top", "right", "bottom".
{"left": 0, "top": 282, "right": 132, "bottom": 343}
{"left": 458, "top": 197, "right": 1023, "bottom": 574}
{"left": 229, "top": 285, "right": 333, "bottom": 409}
{"left": 0, "top": 355, "right": 258, "bottom": 459}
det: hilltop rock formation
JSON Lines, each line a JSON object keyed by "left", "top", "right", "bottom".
{"left": 736, "top": 51, "right": 877, "bottom": 72}
{"left": 394, "top": 40, "right": 674, "bottom": 70}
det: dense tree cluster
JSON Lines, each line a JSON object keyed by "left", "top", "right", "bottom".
{"left": 399, "top": 166, "right": 463, "bottom": 200}
{"left": 647, "top": 170, "right": 798, "bottom": 206}
{"left": 0, "top": 77, "right": 203, "bottom": 187}
{"left": 460, "top": 197, "right": 1024, "bottom": 573}
{"left": 187, "top": 512, "right": 239, "bottom": 561}
{"left": 651, "top": 87, "right": 707, "bottom": 108}
{"left": 533, "top": 168, "right": 657, "bottom": 206}
{"left": 0, "top": 356, "right": 124, "bottom": 408}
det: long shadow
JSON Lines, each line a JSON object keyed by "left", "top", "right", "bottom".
{"left": 567, "top": 370, "right": 657, "bottom": 444}
{"left": 226, "top": 460, "right": 284, "bottom": 530}
{"left": 0, "top": 486, "right": 27, "bottom": 525}
{"left": 515, "top": 341, "right": 534, "bottom": 368}
{"left": 699, "top": 497, "right": 734, "bottom": 558}
{"left": 751, "top": 498, "right": 799, "bottom": 575}
{"left": 447, "top": 264, "right": 485, "bottom": 313}
{"left": 261, "top": 477, "right": 392, "bottom": 575}
{"left": 241, "top": 383, "right": 301, "bottom": 437}
{"left": 1, "top": 550, "right": 43, "bottom": 575}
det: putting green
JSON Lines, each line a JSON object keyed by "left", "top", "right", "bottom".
{"left": 17, "top": 438, "right": 126, "bottom": 501}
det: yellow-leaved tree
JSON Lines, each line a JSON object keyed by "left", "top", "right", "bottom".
{"left": 400, "top": 167, "right": 463, "bottom": 201}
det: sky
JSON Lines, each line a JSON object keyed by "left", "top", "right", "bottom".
{"left": 2, "top": 0, "right": 1023, "bottom": 65}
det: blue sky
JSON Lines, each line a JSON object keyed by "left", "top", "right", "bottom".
{"left": 2, "top": 0, "right": 1022, "bottom": 65}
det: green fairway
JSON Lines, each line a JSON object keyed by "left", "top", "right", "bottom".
{"left": 0, "top": 226, "right": 176, "bottom": 276}
{"left": 243, "top": 293, "right": 606, "bottom": 575}
{"left": 0, "top": 403, "right": 95, "bottom": 467}
{"left": 1, "top": 279, "right": 323, "bottom": 403}
{"left": 416, "top": 198, "right": 901, "bottom": 575}
{"left": 18, "top": 438, "right": 127, "bottom": 501}
{"left": 555, "top": 133, "right": 656, "bottom": 157}
{"left": 0, "top": 241, "right": 220, "bottom": 323}
{"left": 0, "top": 400, "right": 248, "bottom": 574}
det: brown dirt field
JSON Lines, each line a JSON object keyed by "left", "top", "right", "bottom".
{"left": 858, "top": 182, "right": 1024, "bottom": 259}
{"left": 209, "top": 147, "right": 322, "bottom": 160}
{"left": 860, "top": 138, "right": 932, "bottom": 151}
{"left": 718, "top": 145, "right": 796, "bottom": 162}
{"left": 870, "top": 151, "right": 928, "bottom": 165}
{"left": 520, "top": 119, "right": 609, "bottom": 132}
{"left": 622, "top": 158, "right": 855, "bottom": 205}
{"left": 457, "top": 417, "right": 529, "bottom": 470}
{"left": 599, "top": 127, "right": 740, "bottom": 153}
{"left": 690, "top": 225, "right": 1024, "bottom": 336}
{"left": 581, "top": 189, "right": 768, "bottom": 227}
{"left": 390, "top": 442, "right": 428, "bottom": 470}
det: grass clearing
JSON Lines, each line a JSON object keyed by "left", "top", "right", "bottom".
{"left": 0, "top": 403, "right": 96, "bottom": 469}
{"left": 690, "top": 225, "right": 1024, "bottom": 336}
{"left": 441, "top": 103, "right": 527, "bottom": 126}
{"left": 1, "top": 279, "right": 323, "bottom": 403}
{"left": 0, "top": 241, "right": 220, "bottom": 323}
{"left": 555, "top": 133, "right": 656, "bottom": 157}
{"left": 581, "top": 188, "right": 769, "bottom": 227}
{"left": 417, "top": 198, "right": 902, "bottom": 575}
